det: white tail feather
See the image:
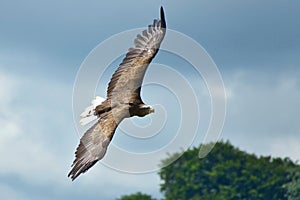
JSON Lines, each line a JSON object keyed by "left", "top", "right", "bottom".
{"left": 79, "top": 96, "right": 105, "bottom": 126}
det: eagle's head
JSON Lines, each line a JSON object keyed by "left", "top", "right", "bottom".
{"left": 130, "top": 104, "right": 154, "bottom": 117}
{"left": 138, "top": 104, "right": 154, "bottom": 116}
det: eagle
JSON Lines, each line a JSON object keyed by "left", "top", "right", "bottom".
{"left": 68, "top": 7, "right": 166, "bottom": 180}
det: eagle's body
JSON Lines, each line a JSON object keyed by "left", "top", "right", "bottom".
{"left": 68, "top": 7, "right": 166, "bottom": 180}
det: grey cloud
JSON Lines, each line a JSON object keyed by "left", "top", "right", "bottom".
{"left": 222, "top": 66, "right": 300, "bottom": 160}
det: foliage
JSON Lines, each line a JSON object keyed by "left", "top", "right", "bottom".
{"left": 116, "top": 192, "right": 156, "bottom": 200}
{"left": 283, "top": 167, "right": 300, "bottom": 200}
{"left": 159, "top": 141, "right": 300, "bottom": 200}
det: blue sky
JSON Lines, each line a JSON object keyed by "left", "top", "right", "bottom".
{"left": 1, "top": 0, "right": 300, "bottom": 199}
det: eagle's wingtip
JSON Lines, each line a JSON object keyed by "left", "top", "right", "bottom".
{"left": 68, "top": 166, "right": 83, "bottom": 181}
{"left": 68, "top": 167, "right": 77, "bottom": 181}
{"left": 160, "top": 6, "right": 166, "bottom": 28}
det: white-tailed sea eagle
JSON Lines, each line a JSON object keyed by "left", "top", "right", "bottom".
{"left": 68, "top": 7, "right": 166, "bottom": 180}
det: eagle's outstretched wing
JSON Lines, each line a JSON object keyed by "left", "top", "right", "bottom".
{"left": 104, "top": 6, "right": 166, "bottom": 106}
{"left": 68, "top": 108, "right": 127, "bottom": 180}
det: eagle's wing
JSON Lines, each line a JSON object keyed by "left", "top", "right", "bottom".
{"left": 68, "top": 108, "right": 127, "bottom": 180}
{"left": 105, "top": 7, "right": 166, "bottom": 106}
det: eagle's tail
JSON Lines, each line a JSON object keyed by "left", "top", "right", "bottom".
{"left": 79, "top": 96, "right": 105, "bottom": 125}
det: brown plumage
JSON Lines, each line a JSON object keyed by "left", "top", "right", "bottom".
{"left": 68, "top": 7, "right": 166, "bottom": 180}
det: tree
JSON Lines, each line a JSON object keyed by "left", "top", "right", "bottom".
{"left": 116, "top": 192, "right": 156, "bottom": 200}
{"left": 159, "top": 141, "right": 300, "bottom": 200}
{"left": 284, "top": 167, "right": 300, "bottom": 200}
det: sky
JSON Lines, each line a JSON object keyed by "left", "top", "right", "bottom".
{"left": 1, "top": 0, "right": 300, "bottom": 199}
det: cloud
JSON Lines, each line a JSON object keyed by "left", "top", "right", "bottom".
{"left": 222, "top": 66, "right": 300, "bottom": 161}
{"left": 0, "top": 182, "right": 27, "bottom": 200}
{"left": 0, "top": 70, "right": 71, "bottom": 196}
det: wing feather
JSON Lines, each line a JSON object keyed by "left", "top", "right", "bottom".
{"left": 106, "top": 7, "right": 166, "bottom": 104}
{"left": 68, "top": 109, "right": 127, "bottom": 180}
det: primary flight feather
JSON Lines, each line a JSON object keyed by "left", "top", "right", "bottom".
{"left": 68, "top": 7, "right": 166, "bottom": 180}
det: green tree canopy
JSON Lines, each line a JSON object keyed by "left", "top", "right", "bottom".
{"left": 116, "top": 192, "right": 156, "bottom": 200}
{"left": 283, "top": 167, "right": 300, "bottom": 199}
{"left": 159, "top": 141, "right": 300, "bottom": 200}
